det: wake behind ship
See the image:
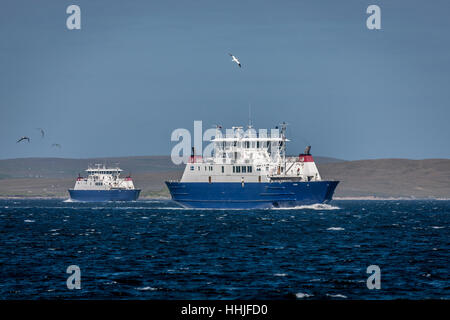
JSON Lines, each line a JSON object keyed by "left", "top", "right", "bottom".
{"left": 68, "top": 164, "right": 140, "bottom": 202}
{"left": 166, "top": 124, "right": 339, "bottom": 209}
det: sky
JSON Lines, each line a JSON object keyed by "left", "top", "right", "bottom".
{"left": 0, "top": 0, "right": 449, "bottom": 160}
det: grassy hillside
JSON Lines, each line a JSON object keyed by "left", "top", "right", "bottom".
{"left": 0, "top": 156, "right": 448, "bottom": 198}
{"left": 318, "top": 159, "right": 450, "bottom": 198}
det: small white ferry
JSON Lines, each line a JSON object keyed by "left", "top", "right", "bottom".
{"left": 68, "top": 164, "right": 140, "bottom": 201}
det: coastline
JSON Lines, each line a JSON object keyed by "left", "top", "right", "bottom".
{"left": 333, "top": 196, "right": 450, "bottom": 201}
{"left": 0, "top": 196, "right": 448, "bottom": 201}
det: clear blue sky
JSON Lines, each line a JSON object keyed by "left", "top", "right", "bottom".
{"left": 1, "top": 0, "right": 449, "bottom": 160}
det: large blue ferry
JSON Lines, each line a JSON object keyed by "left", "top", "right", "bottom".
{"left": 68, "top": 164, "right": 140, "bottom": 202}
{"left": 166, "top": 124, "right": 339, "bottom": 209}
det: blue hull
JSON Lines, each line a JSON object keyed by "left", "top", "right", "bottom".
{"left": 166, "top": 181, "right": 339, "bottom": 209}
{"left": 68, "top": 189, "right": 140, "bottom": 202}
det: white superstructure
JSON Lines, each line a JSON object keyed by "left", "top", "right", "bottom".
{"left": 73, "top": 164, "right": 136, "bottom": 190}
{"left": 180, "top": 124, "right": 322, "bottom": 183}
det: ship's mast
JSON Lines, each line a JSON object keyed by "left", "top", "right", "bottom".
{"left": 281, "top": 122, "right": 287, "bottom": 173}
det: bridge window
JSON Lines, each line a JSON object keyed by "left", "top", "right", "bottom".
{"left": 222, "top": 166, "right": 224, "bottom": 173}
{"left": 248, "top": 166, "right": 252, "bottom": 173}
{"left": 233, "top": 166, "right": 235, "bottom": 173}
{"left": 236, "top": 166, "right": 241, "bottom": 173}
{"left": 190, "top": 166, "right": 194, "bottom": 171}
{"left": 242, "top": 166, "right": 246, "bottom": 173}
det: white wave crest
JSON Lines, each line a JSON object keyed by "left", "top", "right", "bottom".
{"left": 327, "top": 227, "right": 345, "bottom": 231}
{"left": 327, "top": 293, "right": 347, "bottom": 299}
{"left": 136, "top": 286, "right": 157, "bottom": 291}
{"left": 276, "top": 204, "right": 340, "bottom": 210}
{"left": 296, "top": 292, "right": 313, "bottom": 299}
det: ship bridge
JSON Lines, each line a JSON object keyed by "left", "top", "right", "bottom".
{"left": 207, "top": 126, "right": 289, "bottom": 165}
{"left": 86, "top": 164, "right": 123, "bottom": 175}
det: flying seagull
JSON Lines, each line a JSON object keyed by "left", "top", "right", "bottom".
{"left": 17, "top": 136, "right": 30, "bottom": 143}
{"left": 36, "top": 128, "right": 45, "bottom": 138}
{"left": 51, "top": 143, "right": 61, "bottom": 148}
{"left": 228, "top": 53, "right": 241, "bottom": 68}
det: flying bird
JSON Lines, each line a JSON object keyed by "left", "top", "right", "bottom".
{"left": 36, "top": 128, "right": 45, "bottom": 138}
{"left": 228, "top": 53, "right": 241, "bottom": 68}
{"left": 17, "top": 136, "right": 30, "bottom": 143}
{"left": 51, "top": 143, "right": 61, "bottom": 148}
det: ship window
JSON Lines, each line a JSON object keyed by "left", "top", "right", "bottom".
{"left": 248, "top": 166, "right": 252, "bottom": 173}
{"left": 232, "top": 166, "right": 235, "bottom": 173}
{"left": 198, "top": 166, "right": 200, "bottom": 171}
{"left": 190, "top": 166, "right": 194, "bottom": 171}
{"left": 242, "top": 166, "right": 246, "bottom": 173}
{"left": 210, "top": 166, "right": 213, "bottom": 171}
{"left": 221, "top": 166, "right": 224, "bottom": 173}
{"left": 236, "top": 166, "right": 241, "bottom": 173}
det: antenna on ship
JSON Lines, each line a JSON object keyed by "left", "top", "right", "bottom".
{"left": 248, "top": 103, "right": 252, "bottom": 128}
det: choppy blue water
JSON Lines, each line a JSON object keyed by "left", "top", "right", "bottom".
{"left": 0, "top": 199, "right": 448, "bottom": 300}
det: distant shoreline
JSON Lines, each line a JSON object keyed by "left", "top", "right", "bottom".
{"left": 333, "top": 196, "right": 450, "bottom": 201}
{"left": 0, "top": 196, "right": 448, "bottom": 201}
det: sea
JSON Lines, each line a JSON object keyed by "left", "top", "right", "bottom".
{"left": 0, "top": 199, "right": 448, "bottom": 300}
